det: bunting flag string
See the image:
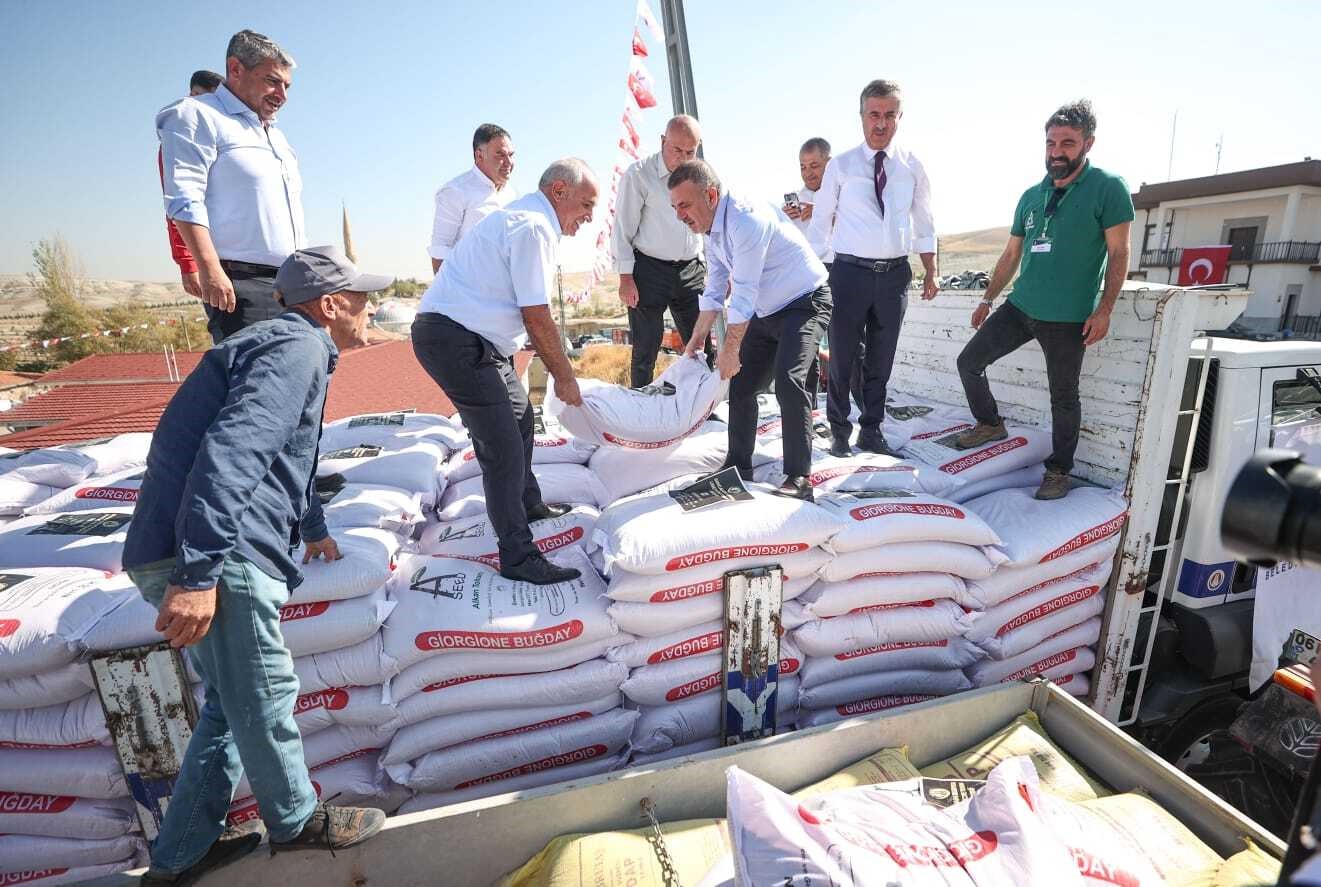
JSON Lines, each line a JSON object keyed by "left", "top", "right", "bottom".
{"left": 566, "top": 0, "right": 668, "bottom": 306}
{"left": 0, "top": 316, "right": 205, "bottom": 353}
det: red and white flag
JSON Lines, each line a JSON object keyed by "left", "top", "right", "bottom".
{"left": 621, "top": 109, "right": 641, "bottom": 149}
{"left": 1178, "top": 245, "right": 1232, "bottom": 286}
{"left": 618, "top": 134, "right": 640, "bottom": 160}
{"left": 637, "top": 0, "right": 664, "bottom": 43}
{"left": 632, "top": 27, "right": 648, "bottom": 57}
{"left": 628, "top": 57, "right": 658, "bottom": 109}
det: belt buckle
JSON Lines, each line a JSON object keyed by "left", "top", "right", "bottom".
{"left": 872, "top": 259, "right": 887, "bottom": 273}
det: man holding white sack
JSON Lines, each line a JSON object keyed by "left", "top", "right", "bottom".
{"left": 670, "top": 159, "right": 832, "bottom": 501}
{"left": 412, "top": 158, "right": 596, "bottom": 585}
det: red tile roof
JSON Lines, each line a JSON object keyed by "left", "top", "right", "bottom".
{"left": 0, "top": 372, "right": 40, "bottom": 388}
{"left": 36, "top": 352, "right": 206, "bottom": 385}
{"left": 0, "top": 341, "right": 536, "bottom": 448}
{"left": 2, "top": 382, "right": 182, "bottom": 425}
{"left": 0, "top": 400, "right": 172, "bottom": 449}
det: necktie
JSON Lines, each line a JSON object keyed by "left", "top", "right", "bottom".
{"left": 873, "top": 149, "right": 887, "bottom": 218}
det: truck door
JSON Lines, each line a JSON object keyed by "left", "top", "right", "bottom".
{"left": 1258, "top": 367, "right": 1321, "bottom": 456}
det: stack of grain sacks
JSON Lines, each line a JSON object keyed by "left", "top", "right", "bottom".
{"left": 0, "top": 436, "right": 158, "bottom": 884}
{"left": 593, "top": 484, "right": 843, "bottom": 763}
{"left": 382, "top": 542, "right": 632, "bottom": 812}
{"left": 960, "top": 486, "right": 1129, "bottom": 697}
{"left": 791, "top": 489, "right": 1005, "bottom": 728}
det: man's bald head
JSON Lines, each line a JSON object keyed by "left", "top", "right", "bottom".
{"left": 661, "top": 115, "right": 701, "bottom": 173}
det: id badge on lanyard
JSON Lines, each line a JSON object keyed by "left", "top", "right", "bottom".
{"left": 1033, "top": 185, "right": 1072, "bottom": 254}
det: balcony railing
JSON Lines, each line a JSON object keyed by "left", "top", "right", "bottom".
{"left": 1140, "top": 241, "right": 1321, "bottom": 268}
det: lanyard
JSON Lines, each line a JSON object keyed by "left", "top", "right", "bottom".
{"left": 1038, "top": 183, "right": 1075, "bottom": 240}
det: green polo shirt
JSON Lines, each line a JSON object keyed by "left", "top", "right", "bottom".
{"left": 1007, "top": 163, "right": 1134, "bottom": 323}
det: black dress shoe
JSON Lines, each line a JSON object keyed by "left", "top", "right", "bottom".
{"left": 856, "top": 432, "right": 899, "bottom": 457}
{"left": 526, "top": 502, "right": 573, "bottom": 522}
{"left": 771, "top": 476, "right": 814, "bottom": 502}
{"left": 719, "top": 463, "right": 756, "bottom": 482}
{"left": 499, "top": 551, "right": 582, "bottom": 585}
{"left": 140, "top": 826, "right": 262, "bottom": 885}
{"left": 828, "top": 437, "right": 852, "bottom": 459}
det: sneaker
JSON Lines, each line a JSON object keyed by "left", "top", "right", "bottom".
{"left": 1034, "top": 470, "right": 1072, "bottom": 500}
{"left": 770, "top": 476, "right": 814, "bottom": 502}
{"left": 526, "top": 502, "right": 573, "bottom": 522}
{"left": 856, "top": 431, "right": 899, "bottom": 457}
{"left": 953, "top": 421, "right": 1008, "bottom": 450}
{"left": 499, "top": 551, "right": 582, "bottom": 585}
{"left": 140, "top": 826, "right": 262, "bottom": 885}
{"left": 269, "top": 803, "right": 386, "bottom": 855}
{"left": 828, "top": 437, "right": 852, "bottom": 459}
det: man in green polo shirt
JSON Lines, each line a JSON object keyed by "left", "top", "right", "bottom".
{"left": 953, "top": 99, "right": 1133, "bottom": 500}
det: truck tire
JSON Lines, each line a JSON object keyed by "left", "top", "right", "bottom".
{"left": 1156, "top": 693, "right": 1295, "bottom": 835}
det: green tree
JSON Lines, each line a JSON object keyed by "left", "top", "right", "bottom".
{"left": 29, "top": 236, "right": 104, "bottom": 365}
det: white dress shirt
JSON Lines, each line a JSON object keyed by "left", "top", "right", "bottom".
{"left": 791, "top": 185, "right": 834, "bottom": 263}
{"left": 807, "top": 141, "right": 935, "bottom": 261}
{"left": 612, "top": 151, "right": 703, "bottom": 273}
{"left": 427, "top": 166, "right": 518, "bottom": 261}
{"left": 157, "top": 85, "right": 305, "bottom": 267}
{"left": 700, "top": 191, "right": 828, "bottom": 326}
{"left": 418, "top": 191, "right": 561, "bottom": 357}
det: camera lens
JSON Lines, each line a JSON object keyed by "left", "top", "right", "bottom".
{"left": 1221, "top": 449, "right": 1321, "bottom": 569}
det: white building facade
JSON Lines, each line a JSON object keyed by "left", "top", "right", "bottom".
{"left": 1128, "top": 160, "right": 1321, "bottom": 334}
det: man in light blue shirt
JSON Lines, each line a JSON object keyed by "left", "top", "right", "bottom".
{"left": 158, "top": 30, "right": 305, "bottom": 343}
{"left": 671, "top": 160, "right": 832, "bottom": 501}
{"left": 412, "top": 159, "right": 594, "bottom": 584}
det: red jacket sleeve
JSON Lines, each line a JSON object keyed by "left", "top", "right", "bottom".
{"left": 159, "top": 146, "right": 197, "bottom": 273}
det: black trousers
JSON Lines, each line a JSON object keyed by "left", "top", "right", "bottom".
{"left": 726, "top": 287, "right": 833, "bottom": 478}
{"left": 206, "top": 267, "right": 285, "bottom": 344}
{"left": 411, "top": 313, "right": 544, "bottom": 565}
{"left": 627, "top": 251, "right": 711, "bottom": 388}
{"left": 956, "top": 302, "right": 1086, "bottom": 474}
{"left": 826, "top": 259, "right": 911, "bottom": 441}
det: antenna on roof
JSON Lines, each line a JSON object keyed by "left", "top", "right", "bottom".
{"left": 1166, "top": 110, "right": 1178, "bottom": 181}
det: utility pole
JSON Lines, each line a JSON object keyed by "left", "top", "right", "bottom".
{"left": 658, "top": 0, "right": 699, "bottom": 122}
{"left": 1215, "top": 134, "right": 1223, "bottom": 175}
{"left": 1167, "top": 110, "right": 1178, "bottom": 181}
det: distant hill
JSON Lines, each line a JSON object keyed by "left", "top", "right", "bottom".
{"left": 0, "top": 275, "right": 188, "bottom": 318}
{"left": 938, "top": 226, "right": 1008, "bottom": 275}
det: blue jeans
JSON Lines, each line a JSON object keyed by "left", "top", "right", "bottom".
{"left": 129, "top": 554, "right": 317, "bottom": 874}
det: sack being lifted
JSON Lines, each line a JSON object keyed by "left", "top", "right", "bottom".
{"left": 545, "top": 355, "right": 726, "bottom": 450}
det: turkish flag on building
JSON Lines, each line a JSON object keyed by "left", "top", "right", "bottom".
{"left": 1178, "top": 245, "right": 1232, "bottom": 286}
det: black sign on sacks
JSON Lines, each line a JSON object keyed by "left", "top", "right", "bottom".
{"left": 669, "top": 466, "right": 753, "bottom": 513}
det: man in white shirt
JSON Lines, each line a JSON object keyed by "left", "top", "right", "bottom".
{"left": 671, "top": 160, "right": 832, "bottom": 501}
{"left": 412, "top": 159, "right": 595, "bottom": 585}
{"left": 427, "top": 124, "right": 518, "bottom": 274}
{"left": 809, "top": 79, "right": 939, "bottom": 458}
{"left": 785, "top": 137, "right": 831, "bottom": 242}
{"left": 613, "top": 115, "right": 712, "bottom": 388}
{"left": 158, "top": 30, "right": 305, "bottom": 343}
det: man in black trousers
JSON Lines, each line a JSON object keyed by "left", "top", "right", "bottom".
{"left": 670, "top": 159, "right": 832, "bottom": 501}
{"left": 412, "top": 159, "right": 596, "bottom": 585}
{"left": 808, "top": 79, "right": 939, "bottom": 457}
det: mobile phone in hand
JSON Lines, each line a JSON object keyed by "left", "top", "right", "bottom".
{"left": 783, "top": 193, "right": 801, "bottom": 210}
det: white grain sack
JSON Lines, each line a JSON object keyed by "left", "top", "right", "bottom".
{"left": 820, "top": 541, "right": 1005, "bottom": 583}
{"left": 416, "top": 506, "right": 599, "bottom": 567}
{"left": 545, "top": 355, "right": 726, "bottom": 451}
{"left": 320, "top": 411, "right": 467, "bottom": 453}
{"left": 444, "top": 434, "right": 596, "bottom": 484}
{"left": 946, "top": 464, "right": 1046, "bottom": 504}
{"left": 291, "top": 684, "right": 396, "bottom": 736}
{"left": 437, "top": 463, "right": 609, "bottom": 521}
{"left": 968, "top": 538, "right": 1120, "bottom": 608}
{"left": 790, "top": 600, "right": 973, "bottom": 658}
{"left": 796, "top": 694, "right": 938, "bottom": 728}
{"left": 799, "top": 638, "right": 984, "bottom": 689}
{"left": 605, "top": 547, "right": 831, "bottom": 603}
{"left": 0, "top": 662, "right": 95, "bottom": 711}
{"left": 387, "top": 636, "right": 623, "bottom": 704}
{"left": 0, "top": 479, "right": 64, "bottom": 516}
{"left": 320, "top": 484, "right": 423, "bottom": 534}
{"left": 0, "top": 693, "right": 108, "bottom": 749}
{"left": 286, "top": 527, "right": 401, "bottom": 606}
{"left": 901, "top": 424, "right": 1052, "bottom": 484}
{"left": 0, "top": 794, "right": 137, "bottom": 841}
{"left": 607, "top": 575, "right": 813, "bottom": 638}
{"left": 968, "top": 618, "right": 1102, "bottom": 686}
{"left": 620, "top": 651, "right": 802, "bottom": 708}
{"left": 278, "top": 586, "right": 394, "bottom": 659}
{"left": 0, "top": 746, "right": 126, "bottom": 799}
{"left": 594, "top": 487, "right": 842, "bottom": 575}
{"left": 631, "top": 680, "right": 801, "bottom": 755}
{"left": 754, "top": 454, "right": 963, "bottom": 500}
{"left": 393, "top": 659, "right": 628, "bottom": 726}
{"left": 797, "top": 573, "right": 977, "bottom": 619}
{"left": 587, "top": 423, "right": 728, "bottom": 503}
{"left": 815, "top": 491, "right": 1000, "bottom": 553}
{"left": 967, "top": 566, "right": 1109, "bottom": 649}
{"left": 797, "top": 668, "right": 971, "bottom": 710}
{"left": 293, "top": 634, "right": 399, "bottom": 696}
{"left": 967, "top": 486, "right": 1128, "bottom": 567}
{"left": 21, "top": 468, "right": 144, "bottom": 517}
{"left": 383, "top": 548, "right": 616, "bottom": 673}
{"left": 316, "top": 441, "right": 448, "bottom": 502}
{"left": 0, "top": 569, "right": 129, "bottom": 680}
{"left": 0, "top": 833, "right": 146, "bottom": 878}
{"left": 978, "top": 593, "right": 1106, "bottom": 661}
{"left": 0, "top": 508, "right": 133, "bottom": 572}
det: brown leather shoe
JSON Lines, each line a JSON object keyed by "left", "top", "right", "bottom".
{"left": 1034, "top": 470, "right": 1072, "bottom": 500}
{"left": 953, "top": 421, "right": 1008, "bottom": 450}
{"left": 269, "top": 803, "right": 386, "bottom": 854}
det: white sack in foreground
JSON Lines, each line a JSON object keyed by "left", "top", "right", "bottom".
{"left": 545, "top": 355, "right": 726, "bottom": 450}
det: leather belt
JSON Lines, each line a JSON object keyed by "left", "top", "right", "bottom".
{"left": 834, "top": 253, "right": 907, "bottom": 273}
{"left": 218, "top": 259, "right": 279, "bottom": 276}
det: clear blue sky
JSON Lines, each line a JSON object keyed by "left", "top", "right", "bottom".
{"left": 1, "top": 0, "right": 1318, "bottom": 283}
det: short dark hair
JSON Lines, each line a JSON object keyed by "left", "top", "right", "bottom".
{"left": 473, "top": 124, "right": 511, "bottom": 152}
{"left": 190, "top": 70, "right": 222, "bottom": 92}
{"left": 859, "top": 79, "right": 901, "bottom": 113}
{"left": 1046, "top": 100, "right": 1096, "bottom": 140}
{"left": 667, "top": 158, "right": 721, "bottom": 194}
{"left": 800, "top": 137, "right": 831, "bottom": 158}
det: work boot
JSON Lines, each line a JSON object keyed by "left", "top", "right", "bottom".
{"left": 856, "top": 430, "right": 900, "bottom": 457}
{"left": 499, "top": 551, "right": 582, "bottom": 585}
{"left": 771, "top": 476, "right": 814, "bottom": 502}
{"left": 828, "top": 437, "right": 852, "bottom": 459}
{"left": 953, "top": 421, "right": 1008, "bottom": 450}
{"left": 526, "top": 502, "right": 573, "bottom": 522}
{"left": 140, "top": 826, "right": 262, "bottom": 885}
{"left": 269, "top": 803, "right": 386, "bottom": 855}
{"left": 1034, "top": 470, "right": 1072, "bottom": 500}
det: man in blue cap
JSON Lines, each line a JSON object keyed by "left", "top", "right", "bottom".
{"left": 124, "top": 245, "right": 393, "bottom": 885}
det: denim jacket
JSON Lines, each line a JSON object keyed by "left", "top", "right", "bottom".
{"left": 124, "top": 311, "right": 336, "bottom": 590}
